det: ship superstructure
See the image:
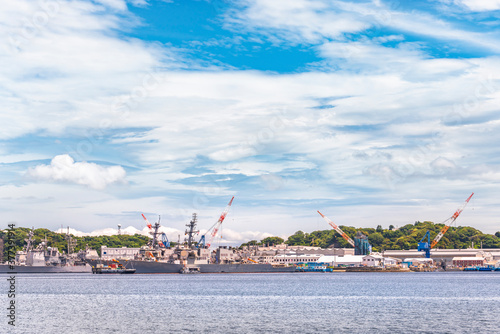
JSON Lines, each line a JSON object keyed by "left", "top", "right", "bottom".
{"left": 0, "top": 227, "right": 92, "bottom": 273}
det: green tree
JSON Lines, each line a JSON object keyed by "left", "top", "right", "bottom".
{"left": 480, "top": 235, "right": 500, "bottom": 248}
{"left": 286, "top": 231, "right": 307, "bottom": 246}
{"left": 240, "top": 240, "right": 259, "bottom": 247}
{"left": 260, "top": 236, "right": 284, "bottom": 246}
{"left": 368, "top": 232, "right": 384, "bottom": 251}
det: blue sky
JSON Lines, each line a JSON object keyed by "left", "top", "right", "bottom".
{"left": 1, "top": 0, "right": 500, "bottom": 243}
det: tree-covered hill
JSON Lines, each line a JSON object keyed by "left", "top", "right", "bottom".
{"left": 243, "top": 222, "right": 500, "bottom": 251}
{"left": 0, "top": 227, "right": 151, "bottom": 261}
{"left": 2, "top": 222, "right": 499, "bottom": 262}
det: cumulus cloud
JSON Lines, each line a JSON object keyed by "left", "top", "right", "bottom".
{"left": 210, "top": 228, "right": 274, "bottom": 245}
{"left": 27, "top": 155, "right": 126, "bottom": 189}
{"left": 54, "top": 225, "right": 275, "bottom": 246}
{"left": 55, "top": 225, "right": 178, "bottom": 237}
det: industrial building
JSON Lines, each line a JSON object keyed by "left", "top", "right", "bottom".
{"left": 384, "top": 248, "right": 500, "bottom": 263}
{"left": 316, "top": 255, "right": 364, "bottom": 267}
{"left": 452, "top": 257, "right": 485, "bottom": 267}
{"left": 274, "top": 253, "right": 323, "bottom": 264}
{"left": 101, "top": 246, "right": 140, "bottom": 260}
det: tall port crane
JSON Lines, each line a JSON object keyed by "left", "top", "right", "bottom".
{"left": 418, "top": 192, "right": 474, "bottom": 258}
{"left": 317, "top": 211, "right": 372, "bottom": 255}
{"left": 142, "top": 214, "right": 152, "bottom": 229}
{"left": 317, "top": 211, "right": 355, "bottom": 247}
{"left": 198, "top": 196, "right": 234, "bottom": 248}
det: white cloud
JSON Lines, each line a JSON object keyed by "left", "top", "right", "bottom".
{"left": 430, "top": 157, "right": 458, "bottom": 174}
{"left": 1, "top": 0, "right": 500, "bottom": 237}
{"left": 94, "top": 0, "right": 128, "bottom": 11}
{"left": 27, "top": 154, "right": 127, "bottom": 189}
{"left": 55, "top": 225, "right": 180, "bottom": 237}
{"left": 227, "top": 0, "right": 500, "bottom": 54}
{"left": 219, "top": 228, "right": 274, "bottom": 244}
{"left": 225, "top": 0, "right": 369, "bottom": 44}
{"left": 54, "top": 225, "right": 275, "bottom": 246}
{"left": 0, "top": 0, "right": 175, "bottom": 140}
{"left": 456, "top": 0, "right": 500, "bottom": 11}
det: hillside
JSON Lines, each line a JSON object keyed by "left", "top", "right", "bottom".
{"left": 0, "top": 227, "right": 151, "bottom": 261}
{"left": 2, "top": 222, "right": 499, "bottom": 262}
{"left": 243, "top": 222, "right": 500, "bottom": 251}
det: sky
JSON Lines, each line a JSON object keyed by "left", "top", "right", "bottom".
{"left": 1, "top": 0, "right": 500, "bottom": 245}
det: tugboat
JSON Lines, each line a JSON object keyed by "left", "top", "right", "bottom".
{"left": 92, "top": 260, "right": 136, "bottom": 274}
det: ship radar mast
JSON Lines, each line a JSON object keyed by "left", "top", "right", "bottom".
{"left": 185, "top": 213, "right": 199, "bottom": 249}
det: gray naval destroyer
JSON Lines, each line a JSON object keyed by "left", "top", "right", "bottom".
{"left": 111, "top": 198, "right": 295, "bottom": 274}
{"left": 123, "top": 213, "right": 294, "bottom": 274}
{"left": 0, "top": 228, "right": 92, "bottom": 274}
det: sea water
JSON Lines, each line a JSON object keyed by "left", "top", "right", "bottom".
{"left": 2, "top": 272, "right": 500, "bottom": 333}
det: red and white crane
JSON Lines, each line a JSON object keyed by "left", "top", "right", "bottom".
{"left": 141, "top": 213, "right": 153, "bottom": 230}
{"left": 430, "top": 192, "right": 474, "bottom": 249}
{"left": 205, "top": 196, "right": 234, "bottom": 248}
{"left": 317, "top": 211, "right": 355, "bottom": 247}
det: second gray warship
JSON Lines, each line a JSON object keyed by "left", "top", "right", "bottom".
{"left": 0, "top": 228, "right": 92, "bottom": 274}
{"left": 94, "top": 198, "right": 295, "bottom": 274}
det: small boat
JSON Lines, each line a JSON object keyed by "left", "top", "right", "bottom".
{"left": 464, "top": 266, "right": 478, "bottom": 271}
{"left": 92, "top": 262, "right": 136, "bottom": 274}
{"left": 464, "top": 265, "right": 494, "bottom": 271}
{"left": 478, "top": 266, "right": 493, "bottom": 271}
{"left": 93, "top": 267, "right": 136, "bottom": 274}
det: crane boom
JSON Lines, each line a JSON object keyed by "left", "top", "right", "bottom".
{"left": 206, "top": 196, "right": 235, "bottom": 248}
{"left": 430, "top": 192, "right": 474, "bottom": 249}
{"left": 141, "top": 214, "right": 152, "bottom": 229}
{"left": 317, "top": 211, "right": 355, "bottom": 247}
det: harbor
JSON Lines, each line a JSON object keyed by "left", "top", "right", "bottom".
{"left": 2, "top": 194, "right": 500, "bottom": 274}
{"left": 82, "top": 194, "right": 500, "bottom": 274}
{"left": 4, "top": 1, "right": 500, "bottom": 332}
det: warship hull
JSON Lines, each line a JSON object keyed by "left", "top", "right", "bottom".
{"left": 196, "top": 263, "right": 296, "bottom": 273}
{"left": 125, "top": 260, "right": 184, "bottom": 274}
{"left": 0, "top": 264, "right": 92, "bottom": 274}
{"left": 113, "top": 260, "right": 295, "bottom": 274}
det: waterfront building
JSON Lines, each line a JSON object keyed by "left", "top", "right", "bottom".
{"left": 383, "top": 248, "right": 500, "bottom": 263}
{"left": 79, "top": 247, "right": 99, "bottom": 260}
{"left": 216, "top": 247, "right": 235, "bottom": 263}
{"left": 382, "top": 257, "right": 400, "bottom": 267}
{"left": 361, "top": 254, "right": 401, "bottom": 267}
{"left": 452, "top": 257, "right": 485, "bottom": 267}
{"left": 362, "top": 254, "right": 384, "bottom": 267}
{"left": 316, "top": 255, "right": 364, "bottom": 267}
{"left": 273, "top": 253, "right": 322, "bottom": 264}
{"left": 101, "top": 246, "right": 140, "bottom": 260}
{"left": 403, "top": 258, "right": 434, "bottom": 266}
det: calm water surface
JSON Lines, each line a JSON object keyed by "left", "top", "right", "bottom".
{"left": 2, "top": 272, "right": 500, "bottom": 333}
